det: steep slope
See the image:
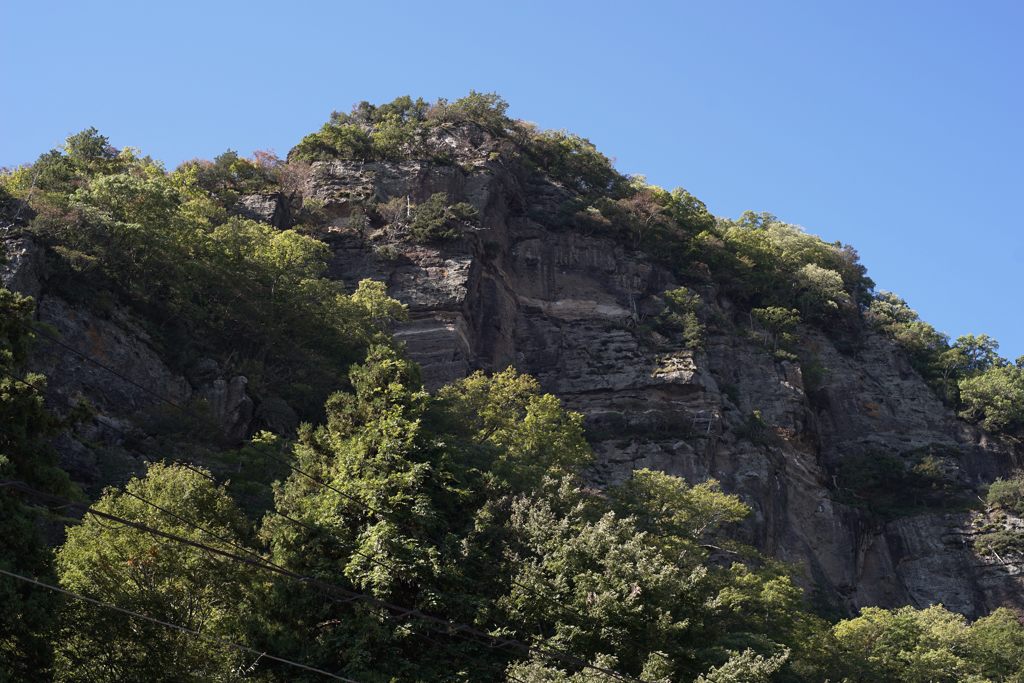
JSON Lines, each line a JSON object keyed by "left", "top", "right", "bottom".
{"left": 306, "top": 133, "right": 1024, "bottom": 617}
{"left": 2, "top": 105, "right": 1021, "bottom": 624}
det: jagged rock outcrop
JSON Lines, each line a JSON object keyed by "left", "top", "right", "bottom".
{"left": 235, "top": 192, "right": 291, "bottom": 229}
{"left": 315, "top": 152, "right": 1024, "bottom": 618}
{"left": 0, "top": 235, "right": 44, "bottom": 299}
{"left": 5, "top": 126, "right": 1021, "bottom": 619}
{"left": 1, "top": 237, "right": 264, "bottom": 485}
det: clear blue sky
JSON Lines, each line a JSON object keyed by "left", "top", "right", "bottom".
{"left": 3, "top": 1, "right": 1021, "bottom": 360}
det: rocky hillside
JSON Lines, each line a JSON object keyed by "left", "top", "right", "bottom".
{"left": 2, "top": 94, "right": 1022, "bottom": 630}
{"left": 302, "top": 142, "right": 1024, "bottom": 619}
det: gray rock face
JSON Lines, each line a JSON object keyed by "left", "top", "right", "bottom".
{"left": 318, "top": 156, "right": 1024, "bottom": 618}
{"left": 21, "top": 290, "right": 261, "bottom": 486}
{"left": 254, "top": 396, "right": 299, "bottom": 436}
{"left": 236, "top": 192, "right": 291, "bottom": 229}
{"left": 1, "top": 236, "right": 44, "bottom": 299}
{"left": 11, "top": 141, "right": 1021, "bottom": 619}
{"left": 31, "top": 296, "right": 193, "bottom": 416}
{"left": 198, "top": 375, "right": 254, "bottom": 444}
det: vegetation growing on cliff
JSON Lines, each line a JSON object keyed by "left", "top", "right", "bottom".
{"left": 1, "top": 128, "right": 405, "bottom": 419}
{"left": 2, "top": 96, "right": 1023, "bottom": 681}
{"left": 7, "top": 345, "right": 1023, "bottom": 681}
{"left": 868, "top": 294, "right": 1024, "bottom": 435}
{"left": 0, "top": 289, "right": 79, "bottom": 680}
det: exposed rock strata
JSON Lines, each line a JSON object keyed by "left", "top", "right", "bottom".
{"left": 2, "top": 237, "right": 261, "bottom": 485}
{"left": 316, "top": 155, "right": 1024, "bottom": 617}
{"left": 4, "top": 136, "right": 1021, "bottom": 618}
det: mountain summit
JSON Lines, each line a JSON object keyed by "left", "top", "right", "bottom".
{"left": 2, "top": 93, "right": 1022, "bottom": 681}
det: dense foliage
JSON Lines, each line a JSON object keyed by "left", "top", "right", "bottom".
{"left": 16, "top": 355, "right": 1024, "bottom": 681}
{"left": 831, "top": 605, "right": 1024, "bottom": 682}
{"left": 54, "top": 463, "right": 258, "bottom": 682}
{"left": 974, "top": 474, "right": 1024, "bottom": 560}
{"left": 405, "top": 192, "right": 478, "bottom": 242}
{"left": 2, "top": 129, "right": 405, "bottom": 419}
{"left": 833, "top": 448, "right": 967, "bottom": 520}
{"left": 652, "top": 287, "right": 705, "bottom": 348}
{"left": 867, "top": 294, "right": 1024, "bottom": 435}
{"left": 2, "top": 97, "right": 1022, "bottom": 681}
{"left": 0, "top": 288, "right": 78, "bottom": 681}
{"left": 289, "top": 92, "right": 513, "bottom": 163}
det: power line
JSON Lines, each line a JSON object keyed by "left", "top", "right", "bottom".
{"left": 10, "top": 337, "right": 628, "bottom": 677}
{"left": 9, "top": 172, "right": 615, "bottom": 645}
{"left": 1, "top": 357, "right": 642, "bottom": 682}
{"left": 2, "top": 478, "right": 639, "bottom": 682}
{"left": 2, "top": 248, "right": 644, "bottom": 681}
{"left": 0, "top": 367, "right": 467, "bottom": 615}
{"left": 82, "top": 484, "right": 535, "bottom": 681}
{"left": 4, "top": 158, "right": 649, "bottom": 678}
{"left": 2, "top": 455, "right": 521, "bottom": 681}
{"left": 32, "top": 326, "right": 183, "bottom": 411}
{"left": 12, "top": 339, "right": 615, "bottom": 646}
{"left": 0, "top": 567, "right": 360, "bottom": 682}
{"left": 0, "top": 367, "right": 457, "bottom": 610}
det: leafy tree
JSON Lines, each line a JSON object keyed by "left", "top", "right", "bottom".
{"left": 528, "top": 130, "right": 624, "bottom": 196}
{"left": 986, "top": 475, "right": 1024, "bottom": 515}
{"left": 965, "top": 608, "right": 1024, "bottom": 681}
{"left": 64, "top": 127, "right": 117, "bottom": 172}
{"left": 432, "top": 368, "right": 591, "bottom": 492}
{"left": 609, "top": 470, "right": 747, "bottom": 554}
{"left": 831, "top": 604, "right": 1024, "bottom": 682}
{"left": 793, "top": 263, "right": 850, "bottom": 320}
{"left": 947, "top": 334, "right": 1005, "bottom": 375}
{"left": 0, "top": 287, "right": 77, "bottom": 680}
{"left": 750, "top": 307, "right": 800, "bottom": 351}
{"left": 54, "top": 463, "right": 259, "bottom": 682}
{"left": 695, "top": 216, "right": 870, "bottom": 316}
{"left": 291, "top": 92, "right": 514, "bottom": 163}
{"left": 407, "top": 192, "right": 478, "bottom": 242}
{"left": 259, "top": 356, "right": 597, "bottom": 680}
{"left": 505, "top": 474, "right": 818, "bottom": 681}
{"left": 959, "top": 365, "right": 1024, "bottom": 433}
{"left": 21, "top": 130, "right": 408, "bottom": 418}
{"left": 499, "top": 482, "right": 701, "bottom": 677}
{"left": 175, "top": 150, "right": 278, "bottom": 205}
{"left": 289, "top": 122, "right": 373, "bottom": 162}
{"left": 258, "top": 345, "right": 449, "bottom": 681}
{"left": 256, "top": 348, "right": 821, "bottom": 681}
{"left": 428, "top": 91, "right": 511, "bottom": 133}
{"left": 583, "top": 178, "right": 713, "bottom": 262}
{"left": 654, "top": 287, "right": 704, "bottom": 348}
{"left": 694, "top": 648, "right": 790, "bottom": 683}
{"left": 867, "top": 295, "right": 1024, "bottom": 432}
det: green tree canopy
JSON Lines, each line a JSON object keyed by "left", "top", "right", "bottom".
{"left": 0, "top": 287, "right": 76, "bottom": 680}
{"left": 54, "top": 463, "right": 258, "bottom": 682}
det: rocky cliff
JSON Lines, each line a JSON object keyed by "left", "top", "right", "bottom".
{"left": 4, "top": 122, "right": 1022, "bottom": 620}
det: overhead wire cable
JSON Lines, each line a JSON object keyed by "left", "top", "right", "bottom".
{"left": 2, "top": 187, "right": 646, "bottom": 681}
{"left": 1, "top": 345, "right": 643, "bottom": 681}
{"left": 1, "top": 478, "right": 642, "bottom": 682}
{"left": 0, "top": 567, "right": 361, "bottom": 682}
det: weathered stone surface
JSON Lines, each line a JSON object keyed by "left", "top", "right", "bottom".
{"left": 310, "top": 153, "right": 1024, "bottom": 618}
{"left": 198, "top": 375, "right": 254, "bottom": 444}
{"left": 25, "top": 298, "right": 261, "bottom": 485}
{"left": 254, "top": 396, "right": 299, "bottom": 436}
{"left": 31, "top": 296, "right": 192, "bottom": 416}
{"left": 1, "top": 236, "right": 44, "bottom": 299}
{"left": 18, "top": 133, "right": 1022, "bottom": 619}
{"left": 235, "top": 192, "right": 291, "bottom": 228}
